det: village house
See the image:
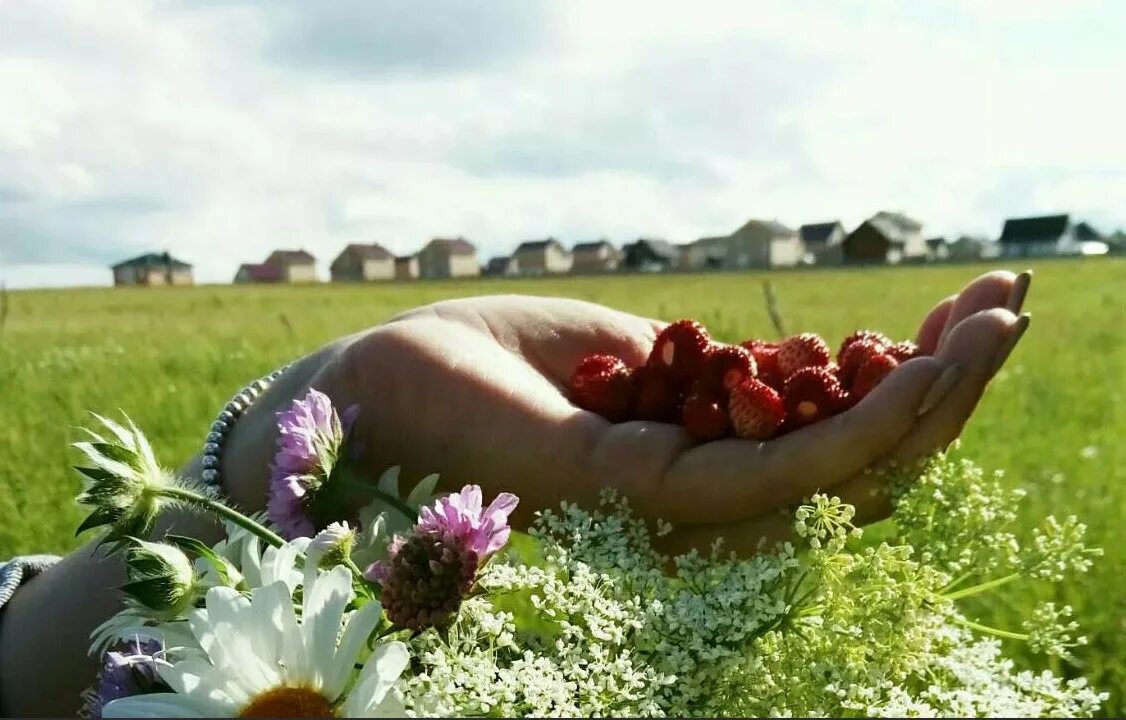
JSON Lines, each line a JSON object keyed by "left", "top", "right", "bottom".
{"left": 512, "top": 238, "right": 572, "bottom": 276}
{"left": 622, "top": 238, "right": 678, "bottom": 272}
{"left": 394, "top": 255, "right": 419, "bottom": 281}
{"left": 799, "top": 221, "right": 846, "bottom": 265}
{"left": 948, "top": 235, "right": 988, "bottom": 261}
{"left": 483, "top": 256, "right": 520, "bottom": 277}
{"left": 111, "top": 252, "right": 194, "bottom": 287}
{"left": 330, "top": 243, "right": 395, "bottom": 282}
{"left": 570, "top": 240, "right": 620, "bottom": 273}
{"left": 682, "top": 219, "right": 804, "bottom": 270}
{"left": 925, "top": 237, "right": 949, "bottom": 262}
{"left": 234, "top": 249, "right": 317, "bottom": 284}
{"left": 417, "top": 237, "right": 480, "bottom": 279}
{"left": 998, "top": 214, "right": 1101, "bottom": 258}
{"left": 842, "top": 211, "right": 927, "bottom": 265}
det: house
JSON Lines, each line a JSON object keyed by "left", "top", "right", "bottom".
{"left": 330, "top": 243, "right": 395, "bottom": 282}
{"left": 234, "top": 263, "right": 281, "bottom": 284}
{"left": 266, "top": 250, "right": 317, "bottom": 282}
{"left": 948, "top": 235, "right": 987, "bottom": 261}
{"left": 512, "top": 238, "right": 572, "bottom": 275}
{"left": 799, "top": 221, "right": 846, "bottom": 265}
{"left": 417, "top": 237, "right": 480, "bottom": 279}
{"left": 621, "top": 238, "right": 678, "bottom": 272}
{"left": 483, "top": 256, "right": 519, "bottom": 277}
{"left": 571, "top": 240, "right": 620, "bottom": 273}
{"left": 682, "top": 219, "right": 804, "bottom": 270}
{"left": 925, "top": 237, "right": 949, "bottom": 262}
{"left": 843, "top": 211, "right": 927, "bottom": 265}
{"left": 394, "top": 255, "right": 419, "bottom": 281}
{"left": 112, "top": 252, "right": 194, "bottom": 287}
{"left": 997, "top": 214, "right": 1102, "bottom": 258}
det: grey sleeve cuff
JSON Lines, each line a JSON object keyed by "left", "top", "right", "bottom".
{"left": 0, "top": 556, "right": 61, "bottom": 610}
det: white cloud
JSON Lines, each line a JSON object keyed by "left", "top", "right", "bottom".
{"left": 0, "top": 0, "right": 1123, "bottom": 288}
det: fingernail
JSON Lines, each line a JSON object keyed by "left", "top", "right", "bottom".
{"left": 991, "top": 312, "right": 1031, "bottom": 375}
{"left": 1005, "top": 270, "right": 1032, "bottom": 314}
{"left": 918, "top": 363, "right": 963, "bottom": 417}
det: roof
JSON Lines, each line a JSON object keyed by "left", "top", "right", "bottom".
{"left": 111, "top": 252, "right": 192, "bottom": 270}
{"left": 514, "top": 238, "right": 563, "bottom": 254}
{"left": 999, "top": 215, "right": 1070, "bottom": 244}
{"left": 864, "top": 211, "right": 923, "bottom": 246}
{"left": 733, "top": 219, "right": 796, "bottom": 237}
{"left": 873, "top": 211, "right": 923, "bottom": 232}
{"left": 394, "top": 255, "right": 416, "bottom": 265}
{"left": 572, "top": 240, "right": 614, "bottom": 253}
{"left": 266, "top": 249, "right": 316, "bottom": 266}
{"left": 1074, "top": 221, "right": 1101, "bottom": 241}
{"left": 799, "top": 222, "right": 843, "bottom": 246}
{"left": 626, "top": 238, "right": 678, "bottom": 260}
{"left": 485, "top": 256, "right": 515, "bottom": 272}
{"left": 235, "top": 263, "right": 281, "bottom": 282}
{"left": 339, "top": 243, "right": 393, "bottom": 261}
{"left": 925, "top": 237, "right": 946, "bottom": 249}
{"left": 425, "top": 237, "right": 476, "bottom": 256}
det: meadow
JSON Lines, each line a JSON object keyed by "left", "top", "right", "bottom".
{"left": 1, "top": 258, "right": 1123, "bottom": 712}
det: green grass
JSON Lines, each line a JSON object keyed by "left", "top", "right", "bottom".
{"left": 2, "top": 258, "right": 1124, "bottom": 712}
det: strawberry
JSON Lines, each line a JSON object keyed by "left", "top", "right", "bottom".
{"left": 888, "top": 340, "right": 920, "bottom": 363}
{"left": 782, "top": 366, "right": 849, "bottom": 427}
{"left": 728, "top": 378, "right": 785, "bottom": 440}
{"left": 838, "top": 337, "right": 886, "bottom": 387}
{"left": 777, "top": 333, "right": 831, "bottom": 379}
{"left": 570, "top": 354, "right": 633, "bottom": 421}
{"left": 700, "top": 344, "right": 758, "bottom": 394}
{"left": 851, "top": 352, "right": 898, "bottom": 401}
{"left": 837, "top": 329, "right": 891, "bottom": 363}
{"left": 648, "top": 320, "right": 711, "bottom": 376}
{"left": 632, "top": 364, "right": 684, "bottom": 422}
{"left": 742, "top": 339, "right": 783, "bottom": 390}
{"left": 682, "top": 390, "right": 729, "bottom": 441}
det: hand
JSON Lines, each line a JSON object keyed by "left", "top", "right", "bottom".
{"left": 221, "top": 270, "right": 1031, "bottom": 555}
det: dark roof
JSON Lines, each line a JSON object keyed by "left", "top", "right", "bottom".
{"left": 514, "top": 238, "right": 563, "bottom": 254}
{"left": 427, "top": 237, "right": 476, "bottom": 256}
{"left": 485, "top": 256, "right": 514, "bottom": 273}
{"left": 873, "top": 211, "right": 923, "bottom": 232}
{"left": 572, "top": 240, "right": 614, "bottom": 253}
{"left": 799, "top": 222, "right": 843, "bottom": 247}
{"left": 733, "top": 218, "right": 796, "bottom": 237}
{"left": 861, "top": 211, "right": 923, "bottom": 246}
{"left": 339, "top": 243, "right": 393, "bottom": 261}
{"left": 266, "top": 249, "right": 316, "bottom": 265}
{"left": 235, "top": 263, "right": 281, "bottom": 282}
{"left": 1074, "top": 221, "right": 1101, "bottom": 241}
{"left": 111, "top": 252, "right": 192, "bottom": 270}
{"left": 626, "top": 238, "right": 678, "bottom": 261}
{"left": 394, "top": 255, "right": 416, "bottom": 265}
{"left": 925, "top": 237, "right": 946, "bottom": 249}
{"left": 999, "top": 215, "right": 1070, "bottom": 244}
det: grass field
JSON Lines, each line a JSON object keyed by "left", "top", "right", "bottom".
{"left": 2, "top": 258, "right": 1124, "bottom": 712}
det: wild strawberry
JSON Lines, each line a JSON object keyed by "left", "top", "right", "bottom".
{"left": 570, "top": 354, "right": 633, "bottom": 421}
{"left": 888, "top": 340, "right": 919, "bottom": 363}
{"left": 742, "top": 339, "right": 783, "bottom": 390}
{"left": 838, "top": 337, "right": 886, "bottom": 387}
{"left": 648, "top": 319, "right": 711, "bottom": 376}
{"left": 632, "top": 364, "right": 684, "bottom": 422}
{"left": 837, "top": 329, "right": 891, "bottom": 363}
{"left": 682, "top": 390, "right": 729, "bottom": 441}
{"left": 783, "top": 366, "right": 848, "bottom": 428}
{"left": 728, "top": 378, "right": 785, "bottom": 440}
{"left": 851, "top": 353, "right": 899, "bottom": 401}
{"left": 700, "top": 344, "right": 758, "bottom": 394}
{"left": 777, "top": 333, "right": 831, "bottom": 379}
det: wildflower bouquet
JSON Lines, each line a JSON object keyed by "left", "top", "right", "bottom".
{"left": 75, "top": 391, "right": 1106, "bottom": 717}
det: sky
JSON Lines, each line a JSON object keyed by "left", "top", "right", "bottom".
{"left": 1, "top": 0, "right": 1124, "bottom": 288}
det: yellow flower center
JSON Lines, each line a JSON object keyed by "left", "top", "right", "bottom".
{"left": 240, "top": 686, "right": 335, "bottom": 718}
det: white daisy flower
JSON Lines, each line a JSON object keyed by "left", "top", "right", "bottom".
{"left": 102, "top": 562, "right": 408, "bottom": 717}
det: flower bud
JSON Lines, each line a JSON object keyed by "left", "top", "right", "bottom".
{"left": 122, "top": 540, "right": 197, "bottom": 614}
{"left": 308, "top": 521, "right": 357, "bottom": 570}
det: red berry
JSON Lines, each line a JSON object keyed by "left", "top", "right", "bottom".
{"left": 888, "top": 340, "right": 919, "bottom": 363}
{"left": 728, "top": 378, "right": 785, "bottom": 440}
{"left": 648, "top": 320, "right": 711, "bottom": 376}
{"left": 777, "top": 333, "right": 831, "bottom": 379}
{"left": 700, "top": 344, "right": 758, "bottom": 394}
{"left": 783, "top": 366, "right": 848, "bottom": 427}
{"left": 682, "top": 390, "right": 729, "bottom": 441}
{"left": 837, "top": 330, "right": 891, "bottom": 363}
{"left": 570, "top": 354, "right": 633, "bottom": 421}
{"left": 742, "top": 339, "right": 783, "bottom": 389}
{"left": 851, "top": 353, "right": 899, "bottom": 401}
{"left": 632, "top": 364, "right": 684, "bottom": 422}
{"left": 838, "top": 337, "right": 886, "bottom": 387}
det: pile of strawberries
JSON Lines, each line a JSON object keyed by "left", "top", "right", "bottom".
{"left": 570, "top": 320, "right": 919, "bottom": 441}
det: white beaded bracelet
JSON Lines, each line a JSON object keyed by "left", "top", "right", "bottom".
{"left": 199, "top": 365, "right": 290, "bottom": 488}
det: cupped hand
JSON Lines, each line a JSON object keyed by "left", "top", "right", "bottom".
{"left": 222, "top": 270, "right": 1031, "bottom": 555}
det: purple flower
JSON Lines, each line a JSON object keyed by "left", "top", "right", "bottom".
{"left": 365, "top": 485, "right": 518, "bottom": 630}
{"left": 81, "top": 638, "right": 169, "bottom": 718}
{"left": 267, "top": 388, "right": 358, "bottom": 539}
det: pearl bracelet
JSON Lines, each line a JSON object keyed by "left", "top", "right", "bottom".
{"left": 200, "top": 365, "right": 290, "bottom": 488}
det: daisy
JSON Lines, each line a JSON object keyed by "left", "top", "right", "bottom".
{"left": 102, "top": 561, "right": 408, "bottom": 717}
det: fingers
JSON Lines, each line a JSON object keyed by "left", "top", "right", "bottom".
{"left": 936, "top": 270, "right": 1016, "bottom": 349}
{"left": 915, "top": 295, "right": 956, "bottom": 355}
{"left": 636, "top": 356, "right": 946, "bottom": 524}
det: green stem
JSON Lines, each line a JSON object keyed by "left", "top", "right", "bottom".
{"left": 334, "top": 479, "right": 418, "bottom": 523}
{"left": 159, "top": 487, "right": 288, "bottom": 550}
{"left": 952, "top": 615, "right": 1029, "bottom": 641}
{"left": 942, "top": 572, "right": 1021, "bottom": 601}
{"left": 345, "top": 557, "right": 367, "bottom": 580}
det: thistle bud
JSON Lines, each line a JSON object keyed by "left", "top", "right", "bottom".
{"left": 122, "top": 539, "right": 197, "bottom": 615}
{"left": 308, "top": 521, "right": 357, "bottom": 570}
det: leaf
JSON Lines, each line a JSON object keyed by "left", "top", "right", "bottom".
{"left": 376, "top": 466, "right": 401, "bottom": 499}
{"left": 72, "top": 442, "right": 134, "bottom": 478}
{"left": 74, "top": 465, "right": 117, "bottom": 483}
{"left": 90, "top": 413, "right": 136, "bottom": 450}
{"left": 75, "top": 507, "right": 117, "bottom": 536}
{"left": 165, "top": 534, "right": 230, "bottom": 586}
{"left": 406, "top": 473, "right": 441, "bottom": 508}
